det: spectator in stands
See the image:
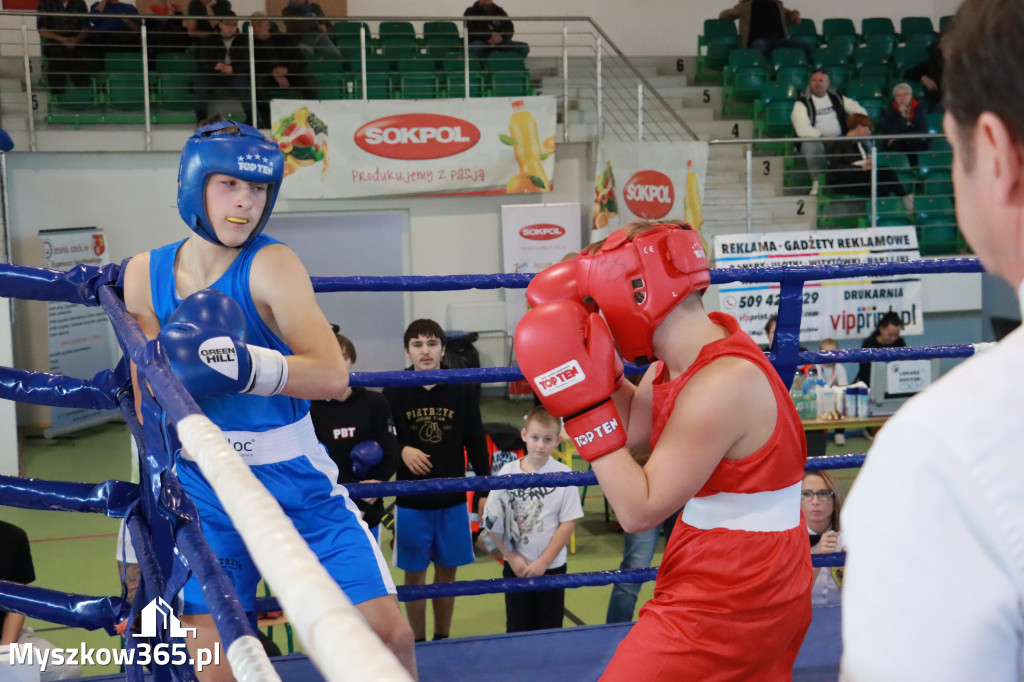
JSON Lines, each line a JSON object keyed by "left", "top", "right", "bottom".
{"left": 905, "top": 37, "right": 945, "bottom": 112}
{"left": 854, "top": 311, "right": 906, "bottom": 386}
{"left": 792, "top": 69, "right": 868, "bottom": 195}
{"left": 881, "top": 83, "right": 931, "bottom": 168}
{"left": 89, "top": 0, "right": 140, "bottom": 54}
{"left": 383, "top": 319, "right": 491, "bottom": 642}
{"left": 606, "top": 445, "right": 679, "bottom": 623}
{"left": 144, "top": 0, "right": 188, "bottom": 55}
{"left": 310, "top": 329, "right": 399, "bottom": 545}
{"left": 718, "top": 0, "right": 812, "bottom": 61}
{"left": 825, "top": 113, "right": 914, "bottom": 211}
{"left": 802, "top": 470, "right": 844, "bottom": 606}
{"left": 193, "top": 12, "right": 253, "bottom": 126}
{"left": 37, "top": 0, "right": 97, "bottom": 96}
{"left": 1, "top": 518, "right": 82, "bottom": 679}
{"left": 282, "top": 0, "right": 340, "bottom": 59}
{"left": 251, "top": 14, "right": 315, "bottom": 129}
{"left": 464, "top": 0, "right": 530, "bottom": 60}
{"left": 182, "top": 0, "right": 230, "bottom": 44}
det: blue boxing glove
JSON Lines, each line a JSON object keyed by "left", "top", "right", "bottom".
{"left": 350, "top": 440, "right": 384, "bottom": 479}
{"left": 158, "top": 289, "right": 289, "bottom": 398}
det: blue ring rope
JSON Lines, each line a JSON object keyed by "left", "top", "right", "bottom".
{"left": 0, "top": 256, "right": 983, "bottom": 640}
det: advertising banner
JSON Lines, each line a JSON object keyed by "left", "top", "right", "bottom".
{"left": 591, "top": 140, "right": 709, "bottom": 241}
{"left": 270, "top": 97, "right": 557, "bottom": 199}
{"left": 40, "top": 227, "right": 119, "bottom": 437}
{"left": 501, "top": 203, "right": 581, "bottom": 398}
{"left": 501, "top": 203, "right": 582, "bottom": 335}
{"left": 713, "top": 226, "right": 923, "bottom": 345}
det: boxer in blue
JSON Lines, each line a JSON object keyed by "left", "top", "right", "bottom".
{"left": 121, "top": 119, "right": 417, "bottom": 680}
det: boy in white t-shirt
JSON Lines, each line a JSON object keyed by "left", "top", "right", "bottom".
{"left": 482, "top": 406, "right": 584, "bottom": 632}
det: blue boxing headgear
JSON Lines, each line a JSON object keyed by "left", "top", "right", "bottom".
{"left": 178, "top": 120, "right": 284, "bottom": 246}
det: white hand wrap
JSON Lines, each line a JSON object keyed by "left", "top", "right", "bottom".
{"left": 244, "top": 344, "right": 289, "bottom": 396}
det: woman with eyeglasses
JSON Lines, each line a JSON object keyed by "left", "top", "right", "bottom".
{"left": 802, "top": 469, "right": 845, "bottom": 606}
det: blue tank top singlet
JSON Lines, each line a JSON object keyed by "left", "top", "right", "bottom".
{"left": 149, "top": 234, "right": 309, "bottom": 432}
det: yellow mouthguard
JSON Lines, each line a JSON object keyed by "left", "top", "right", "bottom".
{"left": 226, "top": 217, "right": 248, "bottom": 224}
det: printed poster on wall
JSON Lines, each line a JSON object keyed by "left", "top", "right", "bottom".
{"left": 713, "top": 226, "right": 923, "bottom": 345}
{"left": 591, "top": 140, "right": 710, "bottom": 241}
{"left": 501, "top": 202, "right": 582, "bottom": 336}
{"left": 270, "top": 97, "right": 557, "bottom": 199}
{"left": 40, "top": 227, "right": 119, "bottom": 437}
{"left": 502, "top": 203, "right": 581, "bottom": 398}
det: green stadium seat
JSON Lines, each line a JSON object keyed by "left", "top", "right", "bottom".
{"left": 871, "top": 196, "right": 913, "bottom": 226}
{"left": 813, "top": 46, "right": 851, "bottom": 69}
{"left": 862, "top": 33, "right": 896, "bottom": 57}
{"left": 333, "top": 22, "right": 371, "bottom": 40}
{"left": 893, "top": 45, "right": 929, "bottom": 78}
{"left": 382, "top": 36, "right": 420, "bottom": 69}
{"left": 697, "top": 18, "right": 740, "bottom": 82}
{"left": 753, "top": 81, "right": 799, "bottom": 141}
{"left": 775, "top": 65, "right": 810, "bottom": 90}
{"left": 400, "top": 72, "right": 441, "bottom": 99}
{"left": 442, "top": 53, "right": 484, "bottom": 97}
{"left": 425, "top": 34, "right": 462, "bottom": 59}
{"left": 914, "top": 196, "right": 958, "bottom": 254}
{"left": 423, "top": 21, "right": 460, "bottom": 41}
{"left": 770, "top": 47, "right": 809, "bottom": 71}
{"left": 378, "top": 21, "right": 415, "bottom": 42}
{"left": 722, "top": 49, "right": 771, "bottom": 116}
{"left": 312, "top": 72, "right": 349, "bottom": 99}
{"left": 861, "top": 17, "right": 896, "bottom": 39}
{"left": 487, "top": 52, "right": 527, "bottom": 71}
{"left": 152, "top": 53, "right": 195, "bottom": 116}
{"left": 822, "top": 18, "right": 858, "bottom": 45}
{"left": 787, "top": 18, "right": 818, "bottom": 46}
{"left": 106, "top": 71, "right": 146, "bottom": 111}
{"left": 489, "top": 70, "right": 532, "bottom": 96}
{"left": 104, "top": 51, "right": 144, "bottom": 73}
{"left": 900, "top": 16, "right": 935, "bottom": 39}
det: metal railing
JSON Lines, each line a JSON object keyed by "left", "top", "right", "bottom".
{"left": 705, "top": 131, "right": 961, "bottom": 253}
{"left": 0, "top": 12, "right": 697, "bottom": 151}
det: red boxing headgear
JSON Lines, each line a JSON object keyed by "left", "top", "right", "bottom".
{"left": 526, "top": 223, "right": 710, "bottom": 364}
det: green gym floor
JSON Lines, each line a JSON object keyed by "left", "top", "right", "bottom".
{"left": 6, "top": 398, "right": 866, "bottom": 677}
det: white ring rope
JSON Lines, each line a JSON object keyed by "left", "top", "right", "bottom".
{"left": 177, "top": 413, "right": 412, "bottom": 682}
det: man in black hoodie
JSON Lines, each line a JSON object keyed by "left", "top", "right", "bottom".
{"left": 463, "top": 0, "right": 529, "bottom": 60}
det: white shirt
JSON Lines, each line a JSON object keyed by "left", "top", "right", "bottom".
{"left": 812, "top": 94, "right": 841, "bottom": 137}
{"left": 482, "top": 457, "right": 584, "bottom": 568}
{"left": 840, "top": 282, "right": 1024, "bottom": 681}
{"left": 817, "top": 363, "right": 848, "bottom": 387}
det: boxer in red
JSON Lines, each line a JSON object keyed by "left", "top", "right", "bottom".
{"left": 515, "top": 222, "right": 812, "bottom": 681}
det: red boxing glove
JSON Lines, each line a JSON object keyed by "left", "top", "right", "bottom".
{"left": 514, "top": 300, "right": 626, "bottom": 462}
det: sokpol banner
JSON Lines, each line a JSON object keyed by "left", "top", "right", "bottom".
{"left": 713, "top": 226, "right": 924, "bottom": 345}
{"left": 591, "top": 140, "right": 709, "bottom": 241}
{"left": 270, "top": 97, "right": 557, "bottom": 199}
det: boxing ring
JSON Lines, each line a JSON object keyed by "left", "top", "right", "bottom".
{"left": 0, "top": 256, "right": 986, "bottom": 681}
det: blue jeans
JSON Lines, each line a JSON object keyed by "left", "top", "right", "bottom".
{"left": 468, "top": 39, "right": 530, "bottom": 60}
{"left": 605, "top": 512, "right": 679, "bottom": 623}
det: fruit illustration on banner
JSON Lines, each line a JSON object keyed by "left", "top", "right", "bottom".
{"left": 272, "top": 107, "right": 329, "bottom": 178}
{"left": 684, "top": 159, "right": 704, "bottom": 231}
{"left": 500, "top": 107, "right": 551, "bottom": 193}
{"left": 592, "top": 161, "right": 618, "bottom": 230}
